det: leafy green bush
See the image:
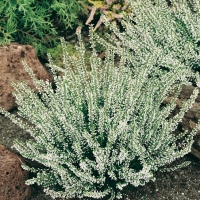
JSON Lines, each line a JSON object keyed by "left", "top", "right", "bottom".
{"left": 1, "top": 28, "right": 200, "bottom": 199}
{"left": 94, "top": 0, "right": 200, "bottom": 74}
{"left": 0, "top": 0, "right": 87, "bottom": 56}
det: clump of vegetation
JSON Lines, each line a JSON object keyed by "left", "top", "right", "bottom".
{"left": 0, "top": 27, "right": 200, "bottom": 199}
{"left": 0, "top": 0, "right": 87, "bottom": 56}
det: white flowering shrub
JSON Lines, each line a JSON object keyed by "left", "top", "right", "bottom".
{"left": 0, "top": 30, "right": 200, "bottom": 200}
{"left": 94, "top": 0, "right": 200, "bottom": 74}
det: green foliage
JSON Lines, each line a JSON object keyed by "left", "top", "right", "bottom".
{"left": 94, "top": 0, "right": 200, "bottom": 74}
{"left": 1, "top": 28, "right": 200, "bottom": 199}
{"left": 47, "top": 41, "right": 92, "bottom": 71}
{"left": 0, "top": 0, "right": 87, "bottom": 56}
{"left": 47, "top": 42, "right": 77, "bottom": 69}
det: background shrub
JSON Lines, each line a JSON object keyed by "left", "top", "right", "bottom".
{"left": 85, "top": 0, "right": 131, "bottom": 31}
{"left": 0, "top": 0, "right": 87, "bottom": 56}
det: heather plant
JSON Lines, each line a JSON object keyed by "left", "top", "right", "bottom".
{"left": 0, "top": 29, "right": 200, "bottom": 199}
{"left": 94, "top": 0, "right": 200, "bottom": 74}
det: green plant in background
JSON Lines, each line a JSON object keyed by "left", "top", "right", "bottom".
{"left": 0, "top": 0, "right": 87, "bottom": 56}
{"left": 94, "top": 0, "right": 200, "bottom": 75}
{"left": 47, "top": 42, "right": 92, "bottom": 72}
{"left": 47, "top": 42, "right": 78, "bottom": 70}
{"left": 0, "top": 28, "right": 200, "bottom": 199}
{"left": 85, "top": 0, "right": 131, "bottom": 31}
